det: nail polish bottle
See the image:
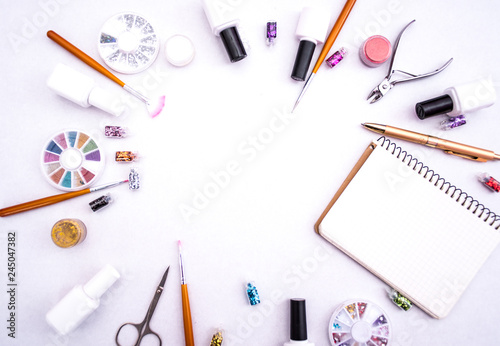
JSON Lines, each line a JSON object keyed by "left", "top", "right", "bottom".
{"left": 415, "top": 78, "right": 497, "bottom": 119}
{"left": 202, "top": 0, "right": 247, "bottom": 63}
{"left": 291, "top": 7, "right": 330, "bottom": 81}
{"left": 47, "top": 63, "right": 126, "bottom": 117}
{"left": 284, "top": 298, "right": 315, "bottom": 346}
{"left": 46, "top": 265, "right": 120, "bottom": 335}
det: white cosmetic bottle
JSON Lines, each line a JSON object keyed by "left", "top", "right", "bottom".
{"left": 47, "top": 63, "right": 127, "bottom": 117}
{"left": 416, "top": 78, "right": 497, "bottom": 119}
{"left": 284, "top": 298, "right": 315, "bottom": 346}
{"left": 46, "top": 265, "right": 120, "bottom": 335}
{"left": 202, "top": 0, "right": 247, "bottom": 62}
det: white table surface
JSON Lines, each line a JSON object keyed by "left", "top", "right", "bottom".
{"left": 1, "top": 0, "right": 499, "bottom": 345}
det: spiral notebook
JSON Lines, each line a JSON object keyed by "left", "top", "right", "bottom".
{"left": 315, "top": 138, "right": 500, "bottom": 319}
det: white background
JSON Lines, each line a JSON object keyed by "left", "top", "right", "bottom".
{"left": 1, "top": 0, "right": 499, "bottom": 345}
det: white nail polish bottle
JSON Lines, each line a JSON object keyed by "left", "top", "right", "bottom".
{"left": 291, "top": 7, "right": 330, "bottom": 81}
{"left": 202, "top": 0, "right": 247, "bottom": 63}
{"left": 416, "top": 78, "right": 497, "bottom": 119}
{"left": 47, "top": 63, "right": 127, "bottom": 117}
{"left": 46, "top": 265, "right": 120, "bottom": 335}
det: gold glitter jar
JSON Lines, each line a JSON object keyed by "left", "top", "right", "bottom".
{"left": 51, "top": 219, "right": 87, "bottom": 248}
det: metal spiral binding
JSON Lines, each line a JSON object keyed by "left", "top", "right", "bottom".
{"left": 378, "top": 137, "right": 500, "bottom": 230}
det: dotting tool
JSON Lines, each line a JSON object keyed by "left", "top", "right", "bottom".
{"left": 178, "top": 241, "right": 194, "bottom": 346}
{"left": 47, "top": 30, "right": 165, "bottom": 117}
{"left": 292, "top": 0, "right": 357, "bottom": 112}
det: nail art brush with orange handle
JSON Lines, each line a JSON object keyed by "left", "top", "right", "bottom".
{"left": 47, "top": 30, "right": 165, "bottom": 117}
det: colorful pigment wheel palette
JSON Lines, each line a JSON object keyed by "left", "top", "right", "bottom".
{"left": 98, "top": 12, "right": 160, "bottom": 74}
{"left": 329, "top": 300, "right": 391, "bottom": 346}
{"left": 41, "top": 130, "right": 104, "bottom": 191}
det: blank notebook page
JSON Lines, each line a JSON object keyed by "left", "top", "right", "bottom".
{"left": 318, "top": 142, "right": 500, "bottom": 319}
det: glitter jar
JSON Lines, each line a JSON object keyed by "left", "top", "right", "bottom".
{"left": 359, "top": 35, "right": 392, "bottom": 68}
{"left": 89, "top": 194, "right": 112, "bottom": 212}
{"left": 104, "top": 126, "right": 128, "bottom": 138}
{"left": 210, "top": 329, "right": 224, "bottom": 346}
{"left": 266, "top": 21, "right": 277, "bottom": 46}
{"left": 51, "top": 219, "right": 87, "bottom": 248}
{"left": 246, "top": 282, "right": 261, "bottom": 305}
{"left": 115, "top": 151, "right": 139, "bottom": 162}
{"left": 478, "top": 173, "right": 500, "bottom": 192}
{"left": 326, "top": 47, "right": 347, "bottom": 68}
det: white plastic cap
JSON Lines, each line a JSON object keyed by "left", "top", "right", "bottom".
{"left": 202, "top": 0, "right": 240, "bottom": 35}
{"left": 83, "top": 264, "right": 120, "bottom": 300}
{"left": 295, "top": 7, "right": 331, "bottom": 44}
{"left": 48, "top": 63, "right": 126, "bottom": 117}
{"left": 165, "top": 35, "right": 196, "bottom": 67}
{"left": 445, "top": 78, "right": 497, "bottom": 116}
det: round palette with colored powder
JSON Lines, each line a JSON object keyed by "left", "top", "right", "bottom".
{"left": 41, "top": 130, "right": 104, "bottom": 191}
{"left": 329, "top": 300, "right": 391, "bottom": 346}
{"left": 97, "top": 12, "right": 160, "bottom": 74}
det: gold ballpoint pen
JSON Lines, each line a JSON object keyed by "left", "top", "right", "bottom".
{"left": 362, "top": 123, "right": 500, "bottom": 162}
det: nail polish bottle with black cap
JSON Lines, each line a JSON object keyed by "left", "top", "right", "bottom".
{"left": 415, "top": 79, "right": 496, "bottom": 120}
{"left": 291, "top": 7, "right": 330, "bottom": 81}
{"left": 202, "top": 0, "right": 247, "bottom": 63}
{"left": 284, "top": 298, "right": 315, "bottom": 346}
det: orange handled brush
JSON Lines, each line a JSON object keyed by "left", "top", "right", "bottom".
{"left": 47, "top": 30, "right": 165, "bottom": 117}
{"left": 292, "top": 0, "right": 357, "bottom": 112}
{"left": 0, "top": 179, "right": 128, "bottom": 217}
{"left": 178, "top": 241, "right": 195, "bottom": 346}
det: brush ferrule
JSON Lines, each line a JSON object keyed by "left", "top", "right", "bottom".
{"left": 123, "top": 84, "right": 151, "bottom": 105}
{"left": 90, "top": 180, "right": 127, "bottom": 192}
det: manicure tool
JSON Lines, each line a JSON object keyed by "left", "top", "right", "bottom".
{"left": 115, "top": 267, "right": 170, "bottom": 346}
{"left": 366, "top": 20, "right": 453, "bottom": 104}
{"left": 292, "top": 0, "right": 357, "bottom": 112}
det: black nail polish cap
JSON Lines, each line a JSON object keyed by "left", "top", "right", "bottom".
{"left": 291, "top": 40, "right": 316, "bottom": 81}
{"left": 290, "top": 298, "right": 308, "bottom": 341}
{"left": 415, "top": 94, "right": 454, "bottom": 119}
{"left": 219, "top": 26, "right": 247, "bottom": 63}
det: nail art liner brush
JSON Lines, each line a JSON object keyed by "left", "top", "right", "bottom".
{"left": 292, "top": 0, "right": 357, "bottom": 113}
{"left": 0, "top": 179, "right": 129, "bottom": 217}
{"left": 47, "top": 30, "right": 165, "bottom": 118}
{"left": 178, "top": 240, "right": 195, "bottom": 346}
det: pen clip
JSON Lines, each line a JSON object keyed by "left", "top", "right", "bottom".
{"left": 444, "top": 150, "right": 488, "bottom": 162}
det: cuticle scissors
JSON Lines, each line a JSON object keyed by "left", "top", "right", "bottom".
{"left": 367, "top": 19, "right": 453, "bottom": 103}
{"left": 115, "top": 266, "right": 170, "bottom": 346}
